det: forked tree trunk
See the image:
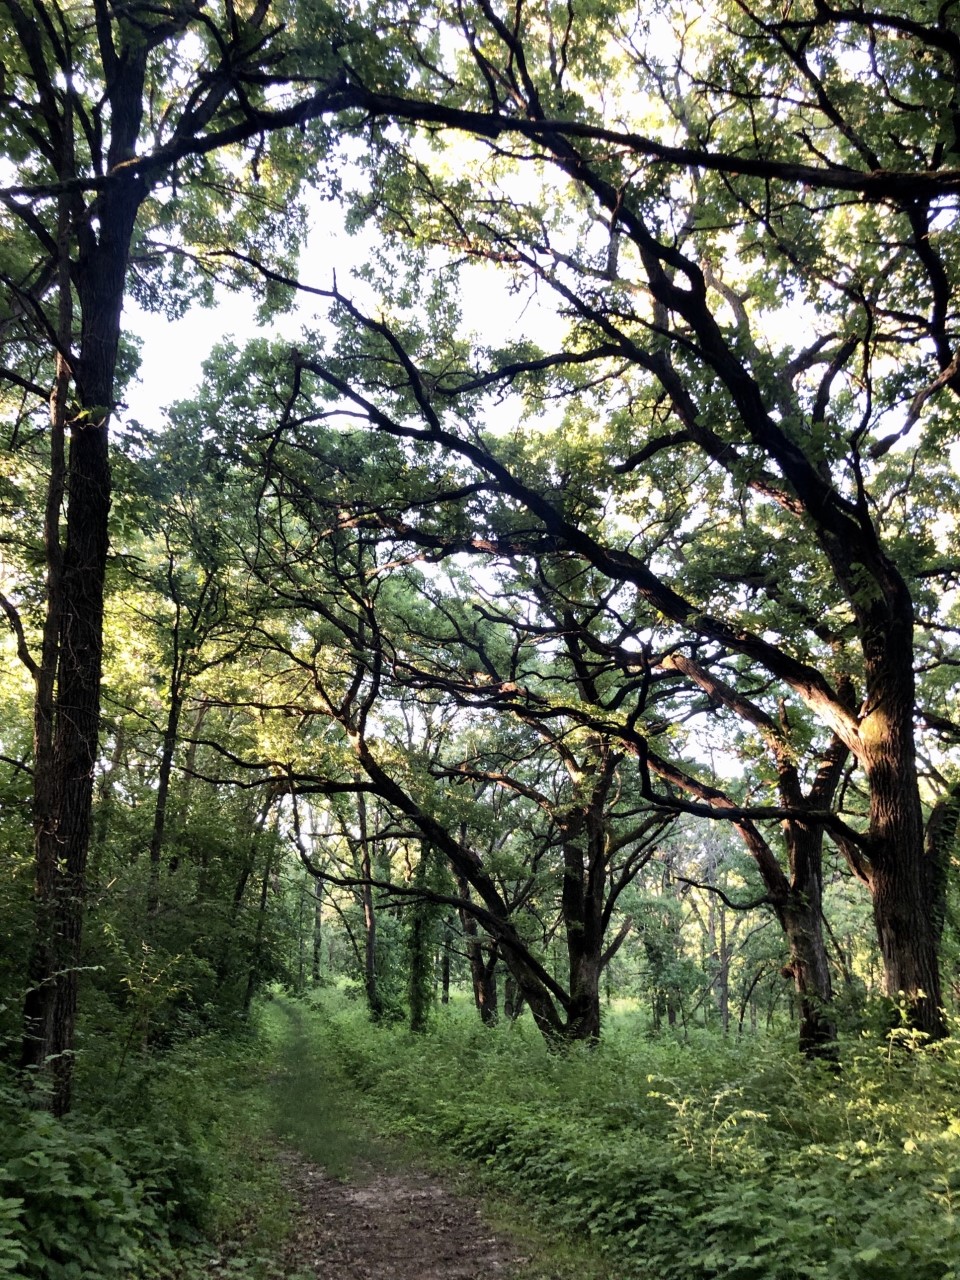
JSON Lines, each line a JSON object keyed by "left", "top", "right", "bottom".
{"left": 458, "top": 873, "right": 499, "bottom": 1024}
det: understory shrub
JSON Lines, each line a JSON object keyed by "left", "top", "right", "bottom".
{"left": 0, "top": 1014, "right": 286, "bottom": 1280}
{"left": 0, "top": 1097, "right": 172, "bottom": 1280}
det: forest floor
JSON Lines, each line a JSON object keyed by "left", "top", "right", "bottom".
{"left": 270, "top": 1145, "right": 524, "bottom": 1279}
{"left": 254, "top": 998, "right": 610, "bottom": 1280}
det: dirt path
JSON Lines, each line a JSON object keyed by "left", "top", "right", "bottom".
{"left": 273, "top": 1147, "right": 525, "bottom": 1280}
{"left": 253, "top": 1000, "right": 604, "bottom": 1280}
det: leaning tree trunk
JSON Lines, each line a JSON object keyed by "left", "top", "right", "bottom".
{"left": 354, "top": 741, "right": 570, "bottom": 1043}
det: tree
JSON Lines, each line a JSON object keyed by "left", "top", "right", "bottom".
{"left": 273, "top": 0, "right": 960, "bottom": 1038}
{"left": 167, "top": 382, "right": 677, "bottom": 1041}
{"left": 0, "top": 0, "right": 375, "bottom": 1112}
{"left": 6, "top": 0, "right": 956, "bottom": 1102}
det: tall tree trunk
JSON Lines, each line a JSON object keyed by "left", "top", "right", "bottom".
{"left": 440, "top": 914, "right": 453, "bottom": 1005}
{"left": 20, "top": 93, "right": 143, "bottom": 1106}
{"left": 214, "top": 790, "right": 275, "bottom": 996}
{"left": 244, "top": 833, "right": 277, "bottom": 1016}
{"left": 312, "top": 878, "right": 323, "bottom": 985}
{"left": 297, "top": 877, "right": 308, "bottom": 991}
{"left": 716, "top": 903, "right": 730, "bottom": 1035}
{"left": 355, "top": 786, "right": 382, "bottom": 1019}
{"left": 859, "top": 594, "right": 946, "bottom": 1038}
{"left": 146, "top": 692, "right": 183, "bottom": 916}
{"left": 21, "top": 177, "right": 71, "bottom": 1106}
{"left": 408, "top": 846, "right": 434, "bottom": 1033}
{"left": 88, "top": 722, "right": 126, "bottom": 885}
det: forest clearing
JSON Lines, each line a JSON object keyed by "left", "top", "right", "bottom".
{"left": 3, "top": 0, "right": 960, "bottom": 1275}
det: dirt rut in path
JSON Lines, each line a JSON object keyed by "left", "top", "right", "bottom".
{"left": 274, "top": 1149, "right": 525, "bottom": 1279}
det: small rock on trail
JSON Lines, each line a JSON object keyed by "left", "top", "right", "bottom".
{"left": 274, "top": 1148, "right": 526, "bottom": 1279}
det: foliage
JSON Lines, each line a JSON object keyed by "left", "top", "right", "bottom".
{"left": 0, "top": 1018, "right": 287, "bottom": 1280}
{"left": 301, "top": 990, "right": 960, "bottom": 1280}
{"left": 1, "top": 0, "right": 959, "bottom": 1265}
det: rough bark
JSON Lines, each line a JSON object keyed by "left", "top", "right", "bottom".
{"left": 559, "top": 827, "right": 604, "bottom": 1043}
{"left": 781, "top": 821, "right": 838, "bottom": 1056}
{"left": 21, "top": 172, "right": 142, "bottom": 1113}
{"left": 457, "top": 873, "right": 499, "bottom": 1024}
{"left": 291, "top": 48, "right": 954, "bottom": 1039}
{"left": 858, "top": 593, "right": 946, "bottom": 1038}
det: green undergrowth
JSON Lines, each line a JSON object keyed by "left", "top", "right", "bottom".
{"left": 259, "top": 995, "right": 612, "bottom": 1280}
{"left": 291, "top": 991, "right": 960, "bottom": 1280}
{"left": 0, "top": 1015, "right": 289, "bottom": 1280}
{"left": 261, "top": 996, "right": 388, "bottom": 1178}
